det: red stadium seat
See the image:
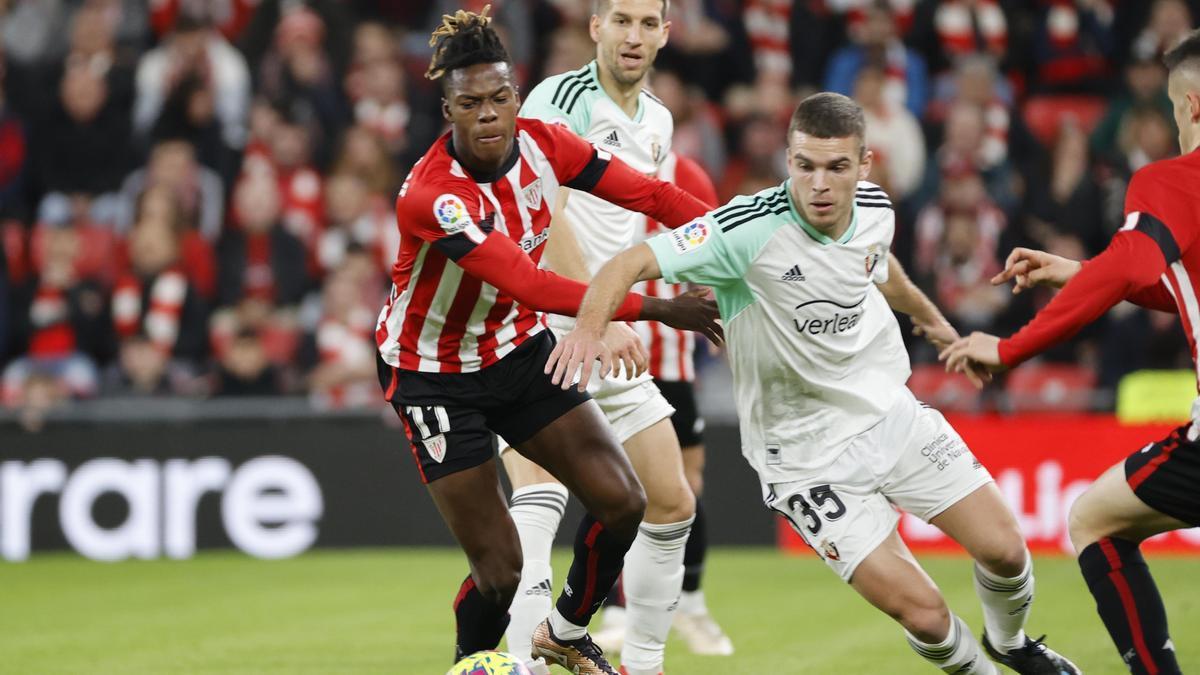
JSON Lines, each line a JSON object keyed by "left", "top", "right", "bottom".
{"left": 1022, "top": 95, "right": 1108, "bottom": 147}
{"left": 1005, "top": 363, "right": 1097, "bottom": 412}
{"left": 907, "top": 364, "right": 981, "bottom": 412}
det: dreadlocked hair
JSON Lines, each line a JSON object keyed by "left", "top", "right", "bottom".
{"left": 426, "top": 5, "right": 510, "bottom": 83}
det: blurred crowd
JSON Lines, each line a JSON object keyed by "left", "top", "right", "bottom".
{"left": 0, "top": 0, "right": 1195, "bottom": 424}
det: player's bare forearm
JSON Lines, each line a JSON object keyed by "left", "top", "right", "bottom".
{"left": 877, "top": 254, "right": 955, "bottom": 344}
{"left": 575, "top": 244, "right": 661, "bottom": 338}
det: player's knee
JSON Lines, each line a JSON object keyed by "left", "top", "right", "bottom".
{"left": 976, "top": 540, "right": 1030, "bottom": 578}
{"left": 645, "top": 481, "right": 695, "bottom": 524}
{"left": 1067, "top": 494, "right": 1105, "bottom": 552}
{"left": 601, "top": 486, "right": 647, "bottom": 539}
{"left": 898, "top": 602, "right": 952, "bottom": 644}
{"left": 471, "top": 553, "right": 523, "bottom": 608}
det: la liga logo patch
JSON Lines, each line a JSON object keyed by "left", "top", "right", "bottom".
{"left": 434, "top": 194, "right": 472, "bottom": 234}
{"left": 670, "top": 220, "right": 710, "bottom": 254}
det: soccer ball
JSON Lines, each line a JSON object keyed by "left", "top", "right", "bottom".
{"left": 445, "top": 651, "right": 532, "bottom": 675}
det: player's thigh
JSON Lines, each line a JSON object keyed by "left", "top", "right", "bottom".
{"left": 513, "top": 400, "right": 645, "bottom": 527}
{"left": 680, "top": 443, "right": 706, "bottom": 496}
{"left": 1069, "top": 461, "right": 1190, "bottom": 551}
{"left": 930, "top": 482, "right": 1027, "bottom": 574}
{"left": 624, "top": 417, "right": 695, "bottom": 523}
{"left": 499, "top": 442, "right": 560, "bottom": 490}
{"left": 425, "top": 454, "right": 522, "bottom": 595}
{"left": 765, "top": 478, "right": 897, "bottom": 583}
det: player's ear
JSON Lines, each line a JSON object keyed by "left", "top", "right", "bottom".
{"left": 1188, "top": 91, "right": 1200, "bottom": 123}
{"left": 659, "top": 19, "right": 671, "bottom": 48}
{"left": 859, "top": 147, "right": 873, "bottom": 180}
{"left": 589, "top": 13, "right": 602, "bottom": 42}
{"left": 441, "top": 97, "right": 452, "bottom": 122}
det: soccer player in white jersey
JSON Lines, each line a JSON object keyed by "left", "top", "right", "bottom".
{"left": 548, "top": 93, "right": 1081, "bottom": 675}
{"left": 497, "top": 2, "right": 703, "bottom": 674}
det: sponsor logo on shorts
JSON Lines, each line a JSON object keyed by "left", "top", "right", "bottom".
{"left": 670, "top": 220, "right": 709, "bottom": 254}
{"left": 424, "top": 434, "right": 448, "bottom": 463}
{"left": 920, "top": 433, "right": 969, "bottom": 471}
{"left": 765, "top": 444, "right": 782, "bottom": 466}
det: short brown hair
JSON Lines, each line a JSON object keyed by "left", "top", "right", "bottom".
{"left": 592, "top": 0, "right": 669, "bottom": 20}
{"left": 1164, "top": 28, "right": 1200, "bottom": 72}
{"left": 788, "top": 92, "right": 866, "bottom": 156}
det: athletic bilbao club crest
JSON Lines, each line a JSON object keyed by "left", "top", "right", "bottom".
{"left": 865, "top": 245, "right": 882, "bottom": 277}
{"left": 819, "top": 538, "right": 840, "bottom": 561}
{"left": 434, "top": 194, "right": 472, "bottom": 234}
{"left": 522, "top": 180, "right": 543, "bottom": 211}
{"left": 424, "top": 434, "right": 448, "bottom": 463}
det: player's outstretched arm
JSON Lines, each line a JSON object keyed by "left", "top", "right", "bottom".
{"left": 940, "top": 228, "right": 1173, "bottom": 379}
{"left": 991, "top": 247, "right": 1082, "bottom": 294}
{"left": 546, "top": 244, "right": 722, "bottom": 391}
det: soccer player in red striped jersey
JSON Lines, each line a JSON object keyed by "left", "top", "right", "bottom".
{"left": 941, "top": 31, "right": 1200, "bottom": 675}
{"left": 376, "top": 9, "right": 720, "bottom": 674}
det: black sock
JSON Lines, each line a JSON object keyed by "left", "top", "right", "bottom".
{"left": 452, "top": 575, "right": 510, "bottom": 662}
{"left": 1077, "top": 538, "right": 1181, "bottom": 675}
{"left": 603, "top": 574, "right": 624, "bottom": 608}
{"left": 556, "top": 514, "right": 636, "bottom": 627}
{"left": 682, "top": 500, "right": 707, "bottom": 593}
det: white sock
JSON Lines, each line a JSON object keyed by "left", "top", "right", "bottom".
{"left": 677, "top": 589, "right": 707, "bottom": 616}
{"left": 973, "top": 552, "right": 1033, "bottom": 653}
{"left": 620, "top": 516, "right": 693, "bottom": 672}
{"left": 505, "top": 483, "right": 567, "bottom": 660}
{"left": 550, "top": 608, "right": 586, "bottom": 640}
{"left": 906, "top": 614, "right": 1000, "bottom": 675}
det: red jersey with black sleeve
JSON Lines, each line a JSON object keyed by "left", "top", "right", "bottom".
{"left": 998, "top": 150, "right": 1200, "bottom": 385}
{"left": 376, "top": 117, "right": 710, "bottom": 373}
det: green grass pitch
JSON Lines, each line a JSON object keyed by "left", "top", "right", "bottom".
{"left": 3, "top": 548, "right": 1197, "bottom": 674}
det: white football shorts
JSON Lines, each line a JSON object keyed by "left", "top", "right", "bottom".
{"left": 762, "top": 391, "right": 992, "bottom": 582}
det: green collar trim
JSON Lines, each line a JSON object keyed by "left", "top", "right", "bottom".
{"left": 784, "top": 179, "right": 857, "bottom": 245}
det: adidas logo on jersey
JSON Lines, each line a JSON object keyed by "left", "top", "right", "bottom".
{"left": 781, "top": 264, "right": 806, "bottom": 282}
{"left": 602, "top": 130, "right": 622, "bottom": 148}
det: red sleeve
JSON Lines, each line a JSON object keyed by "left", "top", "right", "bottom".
{"left": 673, "top": 155, "right": 719, "bottom": 209}
{"left": 538, "top": 121, "right": 710, "bottom": 228}
{"left": 1127, "top": 280, "right": 1179, "bottom": 314}
{"left": 997, "top": 230, "right": 1171, "bottom": 367}
{"left": 401, "top": 183, "right": 644, "bottom": 321}
{"left": 1124, "top": 164, "right": 1198, "bottom": 257}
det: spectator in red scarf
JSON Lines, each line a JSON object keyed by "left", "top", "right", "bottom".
{"left": 825, "top": 1, "right": 931, "bottom": 117}
{"left": 1031, "top": 0, "right": 1115, "bottom": 94}
{"left": 306, "top": 264, "right": 377, "bottom": 410}
{"left": 112, "top": 189, "right": 209, "bottom": 365}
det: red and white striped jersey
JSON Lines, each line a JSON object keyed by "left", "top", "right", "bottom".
{"left": 999, "top": 149, "right": 1200, "bottom": 391}
{"left": 376, "top": 118, "right": 710, "bottom": 373}
{"left": 634, "top": 153, "right": 719, "bottom": 382}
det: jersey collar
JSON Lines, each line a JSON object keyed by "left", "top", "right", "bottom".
{"left": 444, "top": 135, "right": 521, "bottom": 184}
{"left": 589, "top": 60, "right": 645, "bottom": 123}
{"left": 784, "top": 178, "right": 858, "bottom": 245}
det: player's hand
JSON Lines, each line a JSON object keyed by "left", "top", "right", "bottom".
{"left": 911, "top": 317, "right": 959, "bottom": 351}
{"left": 546, "top": 326, "right": 611, "bottom": 392}
{"left": 939, "top": 332, "right": 1005, "bottom": 389}
{"left": 602, "top": 322, "right": 648, "bottom": 380}
{"left": 991, "top": 247, "right": 1082, "bottom": 294}
{"left": 652, "top": 288, "right": 724, "bottom": 346}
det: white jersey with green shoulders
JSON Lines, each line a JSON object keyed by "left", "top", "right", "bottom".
{"left": 520, "top": 61, "right": 673, "bottom": 278}
{"left": 644, "top": 180, "right": 910, "bottom": 482}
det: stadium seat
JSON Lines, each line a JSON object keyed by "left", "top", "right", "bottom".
{"left": 1022, "top": 95, "right": 1108, "bottom": 147}
{"left": 1005, "top": 363, "right": 1096, "bottom": 412}
{"left": 907, "top": 364, "right": 981, "bottom": 412}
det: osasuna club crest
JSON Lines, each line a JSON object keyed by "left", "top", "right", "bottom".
{"left": 819, "top": 538, "right": 840, "bottom": 561}
{"left": 522, "top": 180, "right": 543, "bottom": 211}
{"left": 865, "top": 244, "right": 882, "bottom": 276}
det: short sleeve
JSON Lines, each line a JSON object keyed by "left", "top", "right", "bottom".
{"left": 399, "top": 184, "right": 490, "bottom": 261}
{"left": 520, "top": 76, "right": 590, "bottom": 136}
{"left": 646, "top": 218, "right": 744, "bottom": 287}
